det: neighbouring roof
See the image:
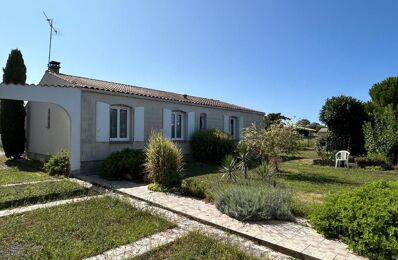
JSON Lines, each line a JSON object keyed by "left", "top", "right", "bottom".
{"left": 47, "top": 71, "right": 263, "bottom": 114}
{"left": 318, "top": 127, "right": 328, "bottom": 133}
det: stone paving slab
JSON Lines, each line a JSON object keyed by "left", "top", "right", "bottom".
{"left": 0, "top": 195, "right": 105, "bottom": 218}
{"left": 84, "top": 227, "right": 191, "bottom": 260}
{"left": 87, "top": 193, "right": 290, "bottom": 260}
{"left": 77, "top": 175, "right": 366, "bottom": 260}
{"left": 0, "top": 179, "right": 63, "bottom": 187}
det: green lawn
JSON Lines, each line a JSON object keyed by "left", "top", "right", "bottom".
{"left": 0, "top": 196, "right": 175, "bottom": 259}
{"left": 182, "top": 149, "right": 398, "bottom": 217}
{"left": 134, "top": 231, "right": 258, "bottom": 260}
{"left": 0, "top": 168, "right": 55, "bottom": 185}
{"left": 0, "top": 179, "right": 97, "bottom": 209}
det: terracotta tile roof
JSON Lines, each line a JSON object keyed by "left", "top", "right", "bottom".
{"left": 47, "top": 71, "right": 263, "bottom": 114}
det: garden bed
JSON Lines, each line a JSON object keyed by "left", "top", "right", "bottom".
{"left": 133, "top": 231, "right": 257, "bottom": 260}
{"left": 0, "top": 196, "right": 175, "bottom": 259}
{"left": 181, "top": 150, "right": 398, "bottom": 217}
{"left": 0, "top": 179, "right": 97, "bottom": 209}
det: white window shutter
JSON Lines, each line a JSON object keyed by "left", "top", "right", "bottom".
{"left": 223, "top": 115, "right": 229, "bottom": 133}
{"left": 163, "top": 108, "right": 172, "bottom": 139}
{"left": 96, "top": 102, "right": 110, "bottom": 142}
{"left": 239, "top": 117, "right": 244, "bottom": 139}
{"left": 187, "top": 112, "right": 195, "bottom": 140}
{"left": 134, "top": 107, "right": 145, "bottom": 141}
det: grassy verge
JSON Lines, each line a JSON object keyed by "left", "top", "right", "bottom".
{"left": 134, "top": 231, "right": 258, "bottom": 260}
{"left": 0, "top": 196, "right": 175, "bottom": 259}
{"left": 0, "top": 168, "right": 55, "bottom": 185}
{"left": 182, "top": 150, "right": 398, "bottom": 217}
{"left": 0, "top": 179, "right": 97, "bottom": 209}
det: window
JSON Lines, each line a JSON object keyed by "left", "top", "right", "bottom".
{"left": 229, "top": 117, "right": 238, "bottom": 139}
{"left": 171, "top": 111, "right": 184, "bottom": 140}
{"left": 46, "top": 108, "right": 51, "bottom": 129}
{"left": 110, "top": 106, "right": 130, "bottom": 141}
{"left": 199, "top": 113, "right": 207, "bottom": 130}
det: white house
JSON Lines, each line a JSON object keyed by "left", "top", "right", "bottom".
{"left": 2, "top": 61, "right": 264, "bottom": 174}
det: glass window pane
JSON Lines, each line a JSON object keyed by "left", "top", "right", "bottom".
{"left": 171, "top": 113, "right": 175, "bottom": 139}
{"left": 230, "top": 119, "right": 234, "bottom": 137}
{"left": 120, "top": 109, "right": 128, "bottom": 138}
{"left": 200, "top": 115, "right": 206, "bottom": 130}
{"left": 176, "top": 114, "right": 182, "bottom": 138}
{"left": 110, "top": 109, "right": 118, "bottom": 138}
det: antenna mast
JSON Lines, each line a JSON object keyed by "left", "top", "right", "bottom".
{"left": 43, "top": 11, "right": 58, "bottom": 64}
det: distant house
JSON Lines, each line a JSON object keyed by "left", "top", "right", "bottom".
{"left": 23, "top": 61, "right": 264, "bottom": 173}
{"left": 317, "top": 127, "right": 328, "bottom": 137}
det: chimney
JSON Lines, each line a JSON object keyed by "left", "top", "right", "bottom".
{"left": 48, "top": 60, "right": 61, "bottom": 73}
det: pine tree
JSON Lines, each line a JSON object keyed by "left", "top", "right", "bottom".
{"left": 1, "top": 49, "right": 27, "bottom": 158}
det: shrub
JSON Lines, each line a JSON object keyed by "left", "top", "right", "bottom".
{"left": 44, "top": 150, "right": 70, "bottom": 176}
{"left": 145, "top": 131, "right": 183, "bottom": 188}
{"left": 315, "top": 134, "right": 336, "bottom": 162}
{"left": 181, "top": 178, "right": 208, "bottom": 199}
{"left": 241, "top": 123, "right": 301, "bottom": 170}
{"left": 100, "top": 149, "right": 145, "bottom": 180}
{"left": 215, "top": 186, "right": 294, "bottom": 221}
{"left": 310, "top": 181, "right": 398, "bottom": 259}
{"left": 355, "top": 153, "right": 392, "bottom": 170}
{"left": 190, "top": 129, "right": 234, "bottom": 164}
{"left": 319, "top": 95, "right": 367, "bottom": 155}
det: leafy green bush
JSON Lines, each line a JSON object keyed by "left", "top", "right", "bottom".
{"left": 190, "top": 129, "right": 234, "bottom": 164}
{"left": 44, "top": 150, "right": 70, "bottom": 176}
{"left": 355, "top": 153, "right": 392, "bottom": 170}
{"left": 100, "top": 149, "right": 145, "bottom": 180}
{"left": 215, "top": 186, "right": 294, "bottom": 221}
{"left": 145, "top": 131, "right": 183, "bottom": 188}
{"left": 315, "top": 133, "right": 341, "bottom": 162}
{"left": 310, "top": 181, "right": 398, "bottom": 259}
{"left": 181, "top": 178, "right": 208, "bottom": 199}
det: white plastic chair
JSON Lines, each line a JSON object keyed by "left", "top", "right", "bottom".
{"left": 335, "top": 150, "right": 350, "bottom": 168}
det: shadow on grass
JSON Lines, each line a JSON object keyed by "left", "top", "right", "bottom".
{"left": 4, "top": 158, "right": 44, "bottom": 172}
{"left": 278, "top": 171, "right": 357, "bottom": 186}
{"left": 182, "top": 163, "right": 220, "bottom": 178}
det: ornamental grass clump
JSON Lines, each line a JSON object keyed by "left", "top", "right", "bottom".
{"left": 215, "top": 186, "right": 294, "bottom": 222}
{"left": 145, "top": 131, "right": 183, "bottom": 188}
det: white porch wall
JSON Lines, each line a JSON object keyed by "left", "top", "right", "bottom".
{"left": 0, "top": 83, "right": 81, "bottom": 173}
{"left": 27, "top": 102, "right": 70, "bottom": 156}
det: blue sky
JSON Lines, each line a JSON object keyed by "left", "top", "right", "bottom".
{"left": 1, "top": 0, "right": 397, "bottom": 122}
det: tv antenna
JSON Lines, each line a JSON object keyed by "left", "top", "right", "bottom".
{"left": 43, "top": 11, "right": 58, "bottom": 63}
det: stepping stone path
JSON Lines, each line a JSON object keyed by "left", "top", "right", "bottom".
{"left": 77, "top": 175, "right": 366, "bottom": 260}
{"left": 0, "top": 180, "right": 288, "bottom": 260}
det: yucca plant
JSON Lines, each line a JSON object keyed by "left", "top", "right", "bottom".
{"left": 144, "top": 131, "right": 183, "bottom": 188}
{"left": 220, "top": 155, "right": 237, "bottom": 183}
{"left": 255, "top": 160, "right": 278, "bottom": 186}
{"left": 236, "top": 141, "right": 250, "bottom": 179}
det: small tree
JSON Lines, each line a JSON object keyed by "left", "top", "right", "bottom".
{"left": 319, "top": 95, "right": 367, "bottom": 155}
{"left": 369, "top": 77, "right": 398, "bottom": 111}
{"left": 263, "top": 113, "right": 290, "bottom": 129}
{"left": 296, "top": 119, "right": 311, "bottom": 127}
{"left": 1, "top": 49, "right": 27, "bottom": 158}
{"left": 241, "top": 123, "right": 301, "bottom": 170}
{"left": 363, "top": 105, "right": 398, "bottom": 161}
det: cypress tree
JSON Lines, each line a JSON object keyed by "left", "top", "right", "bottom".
{"left": 1, "top": 49, "right": 27, "bottom": 158}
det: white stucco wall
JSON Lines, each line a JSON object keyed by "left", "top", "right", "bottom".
{"left": 27, "top": 102, "right": 70, "bottom": 157}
